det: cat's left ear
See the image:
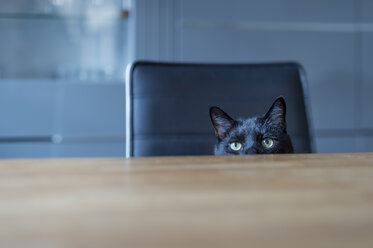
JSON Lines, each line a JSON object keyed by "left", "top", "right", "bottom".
{"left": 210, "top": 107, "right": 236, "bottom": 141}
{"left": 264, "top": 97, "right": 287, "bottom": 130}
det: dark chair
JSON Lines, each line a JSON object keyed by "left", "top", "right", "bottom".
{"left": 125, "top": 61, "right": 313, "bottom": 157}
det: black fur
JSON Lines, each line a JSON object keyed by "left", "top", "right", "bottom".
{"left": 210, "top": 97, "right": 294, "bottom": 155}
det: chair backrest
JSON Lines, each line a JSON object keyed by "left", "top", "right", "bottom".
{"left": 126, "top": 61, "right": 313, "bottom": 157}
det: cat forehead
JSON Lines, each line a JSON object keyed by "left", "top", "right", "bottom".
{"left": 234, "top": 117, "right": 262, "bottom": 134}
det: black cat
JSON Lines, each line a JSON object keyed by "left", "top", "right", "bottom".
{"left": 209, "top": 97, "right": 294, "bottom": 155}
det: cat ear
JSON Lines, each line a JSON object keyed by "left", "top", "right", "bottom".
{"left": 264, "top": 97, "right": 287, "bottom": 130}
{"left": 210, "top": 107, "right": 236, "bottom": 140}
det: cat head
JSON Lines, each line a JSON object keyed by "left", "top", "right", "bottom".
{"left": 209, "top": 97, "right": 293, "bottom": 155}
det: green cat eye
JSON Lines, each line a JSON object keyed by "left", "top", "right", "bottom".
{"left": 262, "top": 138, "right": 274, "bottom": 149}
{"left": 229, "top": 142, "right": 242, "bottom": 151}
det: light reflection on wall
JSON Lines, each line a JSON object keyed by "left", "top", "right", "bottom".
{"left": 0, "top": 0, "right": 130, "bottom": 81}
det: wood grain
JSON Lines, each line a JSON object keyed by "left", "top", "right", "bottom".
{"left": 1, "top": 153, "right": 373, "bottom": 248}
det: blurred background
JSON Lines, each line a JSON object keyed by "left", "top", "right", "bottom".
{"left": 0, "top": 0, "right": 372, "bottom": 158}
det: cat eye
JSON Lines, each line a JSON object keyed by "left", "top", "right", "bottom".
{"left": 229, "top": 142, "right": 242, "bottom": 151}
{"left": 262, "top": 138, "right": 274, "bottom": 149}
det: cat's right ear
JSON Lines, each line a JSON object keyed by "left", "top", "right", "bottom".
{"left": 209, "top": 107, "right": 236, "bottom": 141}
{"left": 264, "top": 97, "right": 287, "bottom": 130}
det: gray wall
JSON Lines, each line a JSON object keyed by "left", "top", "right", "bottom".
{"left": 133, "top": 0, "right": 373, "bottom": 153}
{"left": 0, "top": 0, "right": 128, "bottom": 158}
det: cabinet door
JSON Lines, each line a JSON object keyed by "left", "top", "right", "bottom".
{"left": 0, "top": 80, "right": 125, "bottom": 158}
{"left": 53, "top": 82, "right": 126, "bottom": 157}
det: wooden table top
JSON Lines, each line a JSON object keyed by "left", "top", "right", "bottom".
{"left": 1, "top": 153, "right": 373, "bottom": 248}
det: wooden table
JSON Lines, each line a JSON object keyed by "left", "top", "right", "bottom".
{"left": 1, "top": 153, "right": 373, "bottom": 248}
